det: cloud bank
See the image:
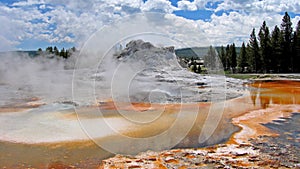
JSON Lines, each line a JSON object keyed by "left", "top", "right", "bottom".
{"left": 0, "top": 0, "right": 299, "bottom": 51}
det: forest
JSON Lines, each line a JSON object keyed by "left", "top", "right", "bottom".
{"left": 36, "top": 46, "right": 76, "bottom": 59}
{"left": 219, "top": 12, "right": 300, "bottom": 73}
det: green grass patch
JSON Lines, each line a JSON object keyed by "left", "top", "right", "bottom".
{"left": 225, "top": 73, "right": 259, "bottom": 80}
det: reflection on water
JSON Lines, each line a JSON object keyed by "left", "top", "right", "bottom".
{"left": 249, "top": 80, "right": 300, "bottom": 108}
{"left": 228, "top": 80, "right": 300, "bottom": 145}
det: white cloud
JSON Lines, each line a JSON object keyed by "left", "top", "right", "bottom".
{"left": 216, "top": 0, "right": 300, "bottom": 14}
{"left": 0, "top": 35, "right": 19, "bottom": 51}
{"left": 291, "top": 16, "right": 300, "bottom": 31}
{"left": 177, "top": 0, "right": 221, "bottom": 11}
{"left": 141, "top": 0, "right": 177, "bottom": 13}
{"left": 186, "top": 0, "right": 300, "bottom": 46}
{"left": 0, "top": 9, "right": 27, "bottom": 51}
{"left": 110, "top": 0, "right": 143, "bottom": 9}
{"left": 0, "top": 0, "right": 300, "bottom": 51}
{"left": 0, "top": 2, "right": 52, "bottom": 51}
{"left": 177, "top": 0, "right": 197, "bottom": 11}
{"left": 196, "top": 11, "right": 285, "bottom": 46}
{"left": 0, "top": 0, "right": 146, "bottom": 50}
{"left": 11, "top": 0, "right": 45, "bottom": 7}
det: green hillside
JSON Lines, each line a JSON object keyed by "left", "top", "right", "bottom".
{"left": 175, "top": 47, "right": 209, "bottom": 59}
{"left": 175, "top": 46, "right": 241, "bottom": 59}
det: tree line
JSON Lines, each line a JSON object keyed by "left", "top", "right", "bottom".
{"left": 37, "top": 46, "right": 76, "bottom": 59}
{"left": 218, "top": 12, "right": 300, "bottom": 73}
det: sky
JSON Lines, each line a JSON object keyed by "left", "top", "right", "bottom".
{"left": 0, "top": 0, "right": 300, "bottom": 51}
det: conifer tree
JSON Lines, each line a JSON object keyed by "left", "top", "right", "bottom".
{"left": 229, "top": 43, "right": 237, "bottom": 71}
{"left": 54, "top": 46, "right": 59, "bottom": 56}
{"left": 225, "top": 44, "right": 230, "bottom": 70}
{"left": 258, "top": 21, "right": 272, "bottom": 72}
{"left": 37, "top": 48, "right": 43, "bottom": 55}
{"left": 60, "top": 48, "right": 65, "bottom": 57}
{"left": 65, "top": 50, "right": 69, "bottom": 59}
{"left": 249, "top": 28, "right": 261, "bottom": 72}
{"left": 271, "top": 25, "right": 283, "bottom": 72}
{"left": 46, "top": 46, "right": 53, "bottom": 53}
{"left": 219, "top": 46, "right": 226, "bottom": 69}
{"left": 204, "top": 45, "right": 217, "bottom": 70}
{"left": 281, "top": 12, "right": 293, "bottom": 72}
{"left": 237, "top": 42, "right": 247, "bottom": 72}
{"left": 246, "top": 43, "right": 252, "bottom": 72}
{"left": 293, "top": 21, "right": 300, "bottom": 72}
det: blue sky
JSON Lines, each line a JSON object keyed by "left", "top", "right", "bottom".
{"left": 0, "top": 0, "right": 300, "bottom": 51}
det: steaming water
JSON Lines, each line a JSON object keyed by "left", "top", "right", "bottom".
{"left": 0, "top": 53, "right": 74, "bottom": 105}
{"left": 0, "top": 40, "right": 248, "bottom": 167}
{"left": 0, "top": 103, "right": 138, "bottom": 143}
{"left": 0, "top": 40, "right": 246, "bottom": 144}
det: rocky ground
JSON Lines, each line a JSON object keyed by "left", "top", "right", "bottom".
{"left": 99, "top": 136, "right": 300, "bottom": 169}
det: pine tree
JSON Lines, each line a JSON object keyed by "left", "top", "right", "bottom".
{"left": 246, "top": 43, "right": 252, "bottom": 72}
{"left": 225, "top": 44, "right": 230, "bottom": 70}
{"left": 71, "top": 47, "right": 76, "bottom": 52}
{"left": 197, "top": 65, "right": 202, "bottom": 73}
{"left": 230, "top": 43, "right": 237, "bottom": 72}
{"left": 271, "top": 25, "right": 283, "bottom": 72}
{"left": 65, "top": 50, "right": 69, "bottom": 59}
{"left": 237, "top": 42, "right": 247, "bottom": 72}
{"left": 281, "top": 12, "right": 293, "bottom": 72}
{"left": 294, "top": 21, "right": 300, "bottom": 72}
{"left": 190, "top": 62, "right": 197, "bottom": 73}
{"left": 46, "top": 46, "right": 53, "bottom": 53}
{"left": 219, "top": 46, "right": 226, "bottom": 70}
{"left": 60, "top": 48, "right": 65, "bottom": 57}
{"left": 54, "top": 46, "right": 59, "bottom": 56}
{"left": 258, "top": 21, "right": 272, "bottom": 73}
{"left": 37, "top": 48, "right": 43, "bottom": 55}
{"left": 249, "top": 28, "right": 261, "bottom": 72}
{"left": 204, "top": 45, "right": 217, "bottom": 70}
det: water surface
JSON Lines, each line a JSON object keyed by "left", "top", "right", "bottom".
{"left": 0, "top": 80, "right": 300, "bottom": 168}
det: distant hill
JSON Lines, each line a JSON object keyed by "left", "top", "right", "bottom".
{"left": 175, "top": 46, "right": 241, "bottom": 59}
{"left": 0, "top": 51, "right": 38, "bottom": 57}
{"left": 175, "top": 47, "right": 209, "bottom": 59}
